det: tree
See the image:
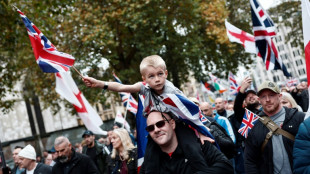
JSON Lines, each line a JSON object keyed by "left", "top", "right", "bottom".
{"left": 269, "top": 1, "right": 303, "bottom": 52}
{"left": 1, "top": 0, "right": 253, "bottom": 112}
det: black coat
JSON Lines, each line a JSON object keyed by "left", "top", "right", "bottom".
{"left": 21, "top": 163, "right": 52, "bottom": 174}
{"left": 82, "top": 141, "right": 109, "bottom": 174}
{"left": 244, "top": 107, "right": 305, "bottom": 174}
{"left": 52, "top": 149, "right": 100, "bottom": 174}
{"left": 205, "top": 119, "right": 236, "bottom": 159}
{"left": 291, "top": 89, "right": 309, "bottom": 112}
{"left": 107, "top": 148, "right": 137, "bottom": 174}
{"left": 140, "top": 121, "right": 233, "bottom": 174}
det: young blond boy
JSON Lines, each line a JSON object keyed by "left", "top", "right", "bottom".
{"left": 83, "top": 55, "right": 182, "bottom": 116}
{"left": 84, "top": 55, "right": 213, "bottom": 139}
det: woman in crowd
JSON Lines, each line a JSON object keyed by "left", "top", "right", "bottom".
{"left": 108, "top": 128, "right": 137, "bottom": 174}
{"left": 281, "top": 92, "right": 303, "bottom": 111}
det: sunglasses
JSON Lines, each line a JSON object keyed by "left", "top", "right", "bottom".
{"left": 145, "top": 120, "right": 169, "bottom": 132}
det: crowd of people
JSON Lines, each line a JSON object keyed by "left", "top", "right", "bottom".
{"left": 1, "top": 55, "right": 310, "bottom": 174}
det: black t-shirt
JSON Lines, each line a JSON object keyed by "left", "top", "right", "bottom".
{"left": 86, "top": 146, "right": 98, "bottom": 167}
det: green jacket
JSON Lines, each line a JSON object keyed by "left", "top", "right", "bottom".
{"left": 82, "top": 141, "right": 109, "bottom": 174}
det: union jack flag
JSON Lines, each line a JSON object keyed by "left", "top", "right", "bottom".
{"left": 250, "top": 0, "right": 290, "bottom": 77}
{"left": 136, "top": 95, "right": 148, "bottom": 173}
{"left": 286, "top": 78, "right": 299, "bottom": 87}
{"left": 228, "top": 71, "right": 239, "bottom": 96}
{"left": 16, "top": 8, "right": 75, "bottom": 73}
{"left": 238, "top": 109, "right": 260, "bottom": 138}
{"left": 113, "top": 73, "right": 138, "bottom": 115}
{"left": 161, "top": 94, "right": 215, "bottom": 140}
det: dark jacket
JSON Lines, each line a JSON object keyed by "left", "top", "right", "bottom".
{"left": 82, "top": 141, "right": 108, "bottom": 174}
{"left": 291, "top": 89, "right": 309, "bottom": 112}
{"left": 107, "top": 148, "right": 137, "bottom": 174}
{"left": 21, "top": 163, "right": 52, "bottom": 174}
{"left": 293, "top": 117, "right": 310, "bottom": 174}
{"left": 140, "top": 121, "right": 233, "bottom": 174}
{"left": 140, "top": 140, "right": 233, "bottom": 174}
{"left": 244, "top": 107, "right": 305, "bottom": 174}
{"left": 205, "top": 119, "right": 236, "bottom": 159}
{"left": 52, "top": 149, "right": 100, "bottom": 174}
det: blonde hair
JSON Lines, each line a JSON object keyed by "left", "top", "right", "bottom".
{"left": 139, "top": 55, "right": 166, "bottom": 75}
{"left": 281, "top": 92, "right": 302, "bottom": 111}
{"left": 111, "top": 128, "right": 135, "bottom": 160}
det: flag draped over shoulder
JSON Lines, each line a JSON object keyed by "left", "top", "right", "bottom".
{"left": 225, "top": 20, "right": 256, "bottom": 54}
{"left": 238, "top": 109, "right": 259, "bottom": 138}
{"left": 160, "top": 94, "right": 215, "bottom": 140}
{"left": 136, "top": 95, "right": 148, "bottom": 173}
{"left": 113, "top": 73, "right": 138, "bottom": 115}
{"left": 228, "top": 72, "right": 239, "bottom": 96}
{"left": 16, "top": 8, "right": 75, "bottom": 73}
{"left": 302, "top": 0, "right": 310, "bottom": 119}
{"left": 250, "top": 0, "right": 290, "bottom": 77}
{"left": 55, "top": 72, "right": 106, "bottom": 135}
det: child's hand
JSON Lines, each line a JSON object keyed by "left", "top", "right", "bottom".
{"left": 83, "top": 76, "right": 102, "bottom": 88}
{"left": 199, "top": 132, "right": 215, "bottom": 145}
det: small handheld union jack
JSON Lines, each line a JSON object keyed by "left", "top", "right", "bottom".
{"left": 113, "top": 73, "right": 138, "bottom": 115}
{"left": 238, "top": 109, "right": 260, "bottom": 138}
{"left": 15, "top": 6, "right": 75, "bottom": 73}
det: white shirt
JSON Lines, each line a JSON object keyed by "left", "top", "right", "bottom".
{"left": 26, "top": 163, "right": 37, "bottom": 174}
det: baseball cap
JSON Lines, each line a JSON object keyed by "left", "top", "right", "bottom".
{"left": 245, "top": 89, "right": 257, "bottom": 96}
{"left": 257, "top": 81, "right": 280, "bottom": 96}
{"left": 82, "top": 130, "right": 94, "bottom": 138}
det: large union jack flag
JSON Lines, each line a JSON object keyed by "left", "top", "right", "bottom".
{"left": 16, "top": 8, "right": 75, "bottom": 73}
{"left": 238, "top": 109, "right": 260, "bottom": 138}
{"left": 228, "top": 71, "right": 239, "bottom": 96}
{"left": 113, "top": 73, "right": 138, "bottom": 115}
{"left": 250, "top": 0, "right": 290, "bottom": 77}
{"left": 160, "top": 94, "right": 215, "bottom": 140}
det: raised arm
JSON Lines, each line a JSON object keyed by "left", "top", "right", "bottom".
{"left": 234, "top": 76, "right": 252, "bottom": 123}
{"left": 83, "top": 76, "right": 141, "bottom": 93}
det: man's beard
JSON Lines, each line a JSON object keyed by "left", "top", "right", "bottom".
{"left": 57, "top": 155, "right": 69, "bottom": 163}
{"left": 246, "top": 102, "right": 260, "bottom": 111}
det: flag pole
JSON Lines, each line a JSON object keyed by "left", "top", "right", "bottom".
{"left": 72, "top": 66, "right": 84, "bottom": 79}
{"left": 123, "top": 100, "right": 129, "bottom": 129}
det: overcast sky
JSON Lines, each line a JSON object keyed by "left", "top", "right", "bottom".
{"left": 259, "top": 0, "right": 278, "bottom": 9}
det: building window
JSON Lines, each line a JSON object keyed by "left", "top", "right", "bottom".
{"left": 273, "top": 76, "right": 277, "bottom": 82}
{"left": 298, "top": 69, "right": 306, "bottom": 75}
{"left": 278, "top": 45, "right": 284, "bottom": 52}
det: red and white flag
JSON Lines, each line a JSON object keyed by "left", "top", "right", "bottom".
{"left": 302, "top": 0, "right": 310, "bottom": 119}
{"left": 225, "top": 20, "right": 256, "bottom": 54}
{"left": 55, "top": 72, "right": 107, "bottom": 135}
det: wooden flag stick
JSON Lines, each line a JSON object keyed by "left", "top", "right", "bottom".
{"left": 72, "top": 66, "right": 84, "bottom": 79}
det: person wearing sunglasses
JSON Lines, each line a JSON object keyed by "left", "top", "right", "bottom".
{"left": 140, "top": 111, "right": 233, "bottom": 174}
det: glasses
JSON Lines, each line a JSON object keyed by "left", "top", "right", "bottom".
{"left": 145, "top": 119, "right": 169, "bottom": 132}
